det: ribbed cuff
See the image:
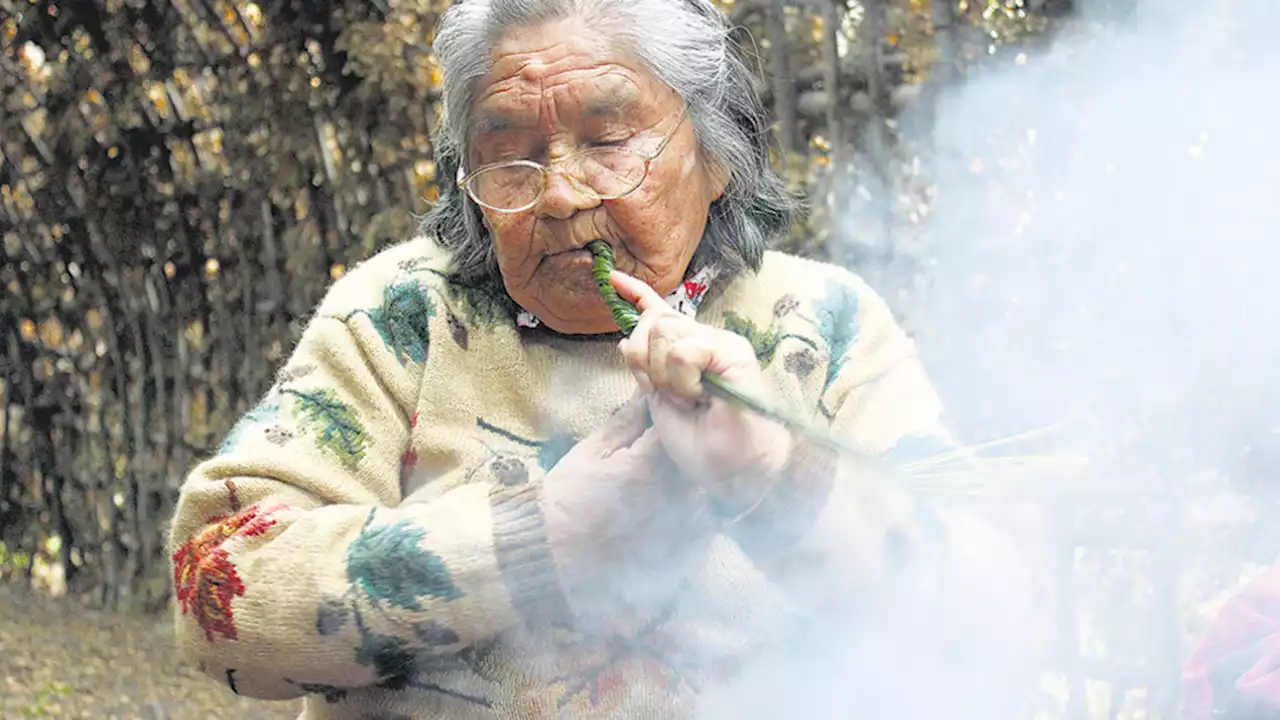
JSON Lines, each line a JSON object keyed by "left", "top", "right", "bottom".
{"left": 489, "top": 484, "right": 573, "bottom": 629}
{"left": 719, "top": 437, "right": 839, "bottom": 558}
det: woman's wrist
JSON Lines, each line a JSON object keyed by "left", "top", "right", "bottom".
{"left": 698, "top": 414, "right": 794, "bottom": 511}
{"left": 490, "top": 479, "right": 576, "bottom": 629}
{"left": 704, "top": 439, "right": 791, "bottom": 518}
{"left": 707, "top": 435, "right": 840, "bottom": 554}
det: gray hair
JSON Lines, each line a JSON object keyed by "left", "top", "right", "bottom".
{"left": 420, "top": 0, "right": 799, "bottom": 286}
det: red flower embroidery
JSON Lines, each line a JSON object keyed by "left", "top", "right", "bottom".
{"left": 172, "top": 503, "right": 285, "bottom": 642}
{"left": 554, "top": 653, "right": 687, "bottom": 713}
{"left": 682, "top": 279, "right": 708, "bottom": 302}
{"left": 595, "top": 655, "right": 682, "bottom": 704}
{"left": 400, "top": 448, "right": 419, "bottom": 484}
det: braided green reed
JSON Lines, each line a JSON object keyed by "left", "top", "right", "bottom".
{"left": 586, "top": 240, "right": 867, "bottom": 460}
{"left": 588, "top": 240, "right": 640, "bottom": 335}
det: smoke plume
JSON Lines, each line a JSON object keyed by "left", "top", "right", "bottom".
{"left": 703, "top": 0, "right": 1280, "bottom": 717}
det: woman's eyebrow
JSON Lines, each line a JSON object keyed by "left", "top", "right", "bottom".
{"left": 472, "top": 112, "right": 527, "bottom": 135}
{"left": 583, "top": 92, "right": 639, "bottom": 119}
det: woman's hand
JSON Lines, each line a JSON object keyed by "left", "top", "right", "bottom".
{"left": 540, "top": 394, "right": 703, "bottom": 619}
{"left": 610, "top": 270, "right": 793, "bottom": 517}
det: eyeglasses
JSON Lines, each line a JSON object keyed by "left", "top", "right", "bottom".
{"left": 457, "top": 107, "right": 687, "bottom": 213}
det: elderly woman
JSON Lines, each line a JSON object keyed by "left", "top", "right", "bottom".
{"left": 168, "top": 0, "right": 1044, "bottom": 717}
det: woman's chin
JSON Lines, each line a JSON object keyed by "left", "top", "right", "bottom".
{"left": 543, "top": 309, "right": 619, "bottom": 335}
{"left": 528, "top": 295, "right": 619, "bottom": 335}
{"left": 551, "top": 320, "right": 620, "bottom": 335}
{"left": 508, "top": 266, "right": 621, "bottom": 335}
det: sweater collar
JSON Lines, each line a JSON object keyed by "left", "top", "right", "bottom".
{"left": 515, "top": 263, "right": 721, "bottom": 330}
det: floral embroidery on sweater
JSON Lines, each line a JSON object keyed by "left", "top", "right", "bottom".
{"left": 810, "top": 278, "right": 861, "bottom": 390}
{"left": 217, "top": 397, "right": 280, "bottom": 455}
{"left": 475, "top": 417, "right": 578, "bottom": 472}
{"left": 548, "top": 647, "right": 693, "bottom": 715}
{"left": 308, "top": 597, "right": 469, "bottom": 693}
{"left": 290, "top": 508, "right": 480, "bottom": 699}
{"left": 347, "top": 279, "right": 436, "bottom": 365}
{"left": 346, "top": 508, "right": 465, "bottom": 610}
{"left": 722, "top": 311, "right": 821, "bottom": 369}
{"left": 172, "top": 503, "right": 286, "bottom": 642}
{"left": 281, "top": 388, "right": 368, "bottom": 470}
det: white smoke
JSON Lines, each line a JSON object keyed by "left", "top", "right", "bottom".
{"left": 891, "top": 0, "right": 1280, "bottom": 714}
{"left": 914, "top": 0, "right": 1280, "bottom": 475}
{"left": 700, "top": 1, "right": 1280, "bottom": 717}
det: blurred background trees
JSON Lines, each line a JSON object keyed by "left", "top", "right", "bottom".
{"left": 0, "top": 0, "right": 453, "bottom": 609}
{"left": 7, "top": 0, "right": 1245, "bottom": 717}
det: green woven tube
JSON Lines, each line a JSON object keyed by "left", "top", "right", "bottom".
{"left": 587, "top": 240, "right": 640, "bottom": 334}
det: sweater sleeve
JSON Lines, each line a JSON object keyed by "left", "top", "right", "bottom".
{"left": 718, "top": 273, "right": 960, "bottom": 594}
{"left": 719, "top": 275, "right": 1051, "bottom": 677}
{"left": 167, "top": 312, "right": 570, "bottom": 701}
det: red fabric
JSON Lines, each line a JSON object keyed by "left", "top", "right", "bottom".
{"left": 1183, "top": 555, "right": 1280, "bottom": 719}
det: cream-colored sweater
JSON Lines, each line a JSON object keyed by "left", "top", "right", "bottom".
{"left": 167, "top": 235, "right": 952, "bottom": 719}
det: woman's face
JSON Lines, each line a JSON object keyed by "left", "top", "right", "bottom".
{"left": 467, "top": 18, "right": 726, "bottom": 335}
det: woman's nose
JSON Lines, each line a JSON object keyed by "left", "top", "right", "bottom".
{"left": 535, "top": 167, "right": 599, "bottom": 220}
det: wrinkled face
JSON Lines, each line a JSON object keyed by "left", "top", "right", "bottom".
{"left": 467, "top": 17, "right": 726, "bottom": 335}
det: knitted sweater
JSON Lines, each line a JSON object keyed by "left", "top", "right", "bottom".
{"left": 167, "top": 235, "right": 952, "bottom": 719}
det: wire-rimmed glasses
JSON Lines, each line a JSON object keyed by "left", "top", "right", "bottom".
{"left": 457, "top": 107, "right": 687, "bottom": 213}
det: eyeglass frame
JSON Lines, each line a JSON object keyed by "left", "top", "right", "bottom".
{"left": 456, "top": 105, "right": 689, "bottom": 214}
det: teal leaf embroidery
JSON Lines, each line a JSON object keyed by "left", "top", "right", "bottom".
{"left": 283, "top": 388, "right": 368, "bottom": 469}
{"left": 812, "top": 279, "right": 861, "bottom": 390}
{"left": 367, "top": 280, "right": 435, "bottom": 365}
{"left": 347, "top": 509, "right": 464, "bottom": 611}
{"left": 218, "top": 397, "right": 280, "bottom": 454}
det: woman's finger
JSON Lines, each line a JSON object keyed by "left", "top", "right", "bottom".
{"left": 609, "top": 270, "right": 670, "bottom": 314}
{"left": 619, "top": 304, "right": 661, "bottom": 376}
{"left": 665, "top": 335, "right": 716, "bottom": 400}
{"left": 645, "top": 315, "right": 686, "bottom": 393}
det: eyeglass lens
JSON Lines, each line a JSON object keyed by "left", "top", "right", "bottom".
{"left": 467, "top": 148, "right": 649, "bottom": 210}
